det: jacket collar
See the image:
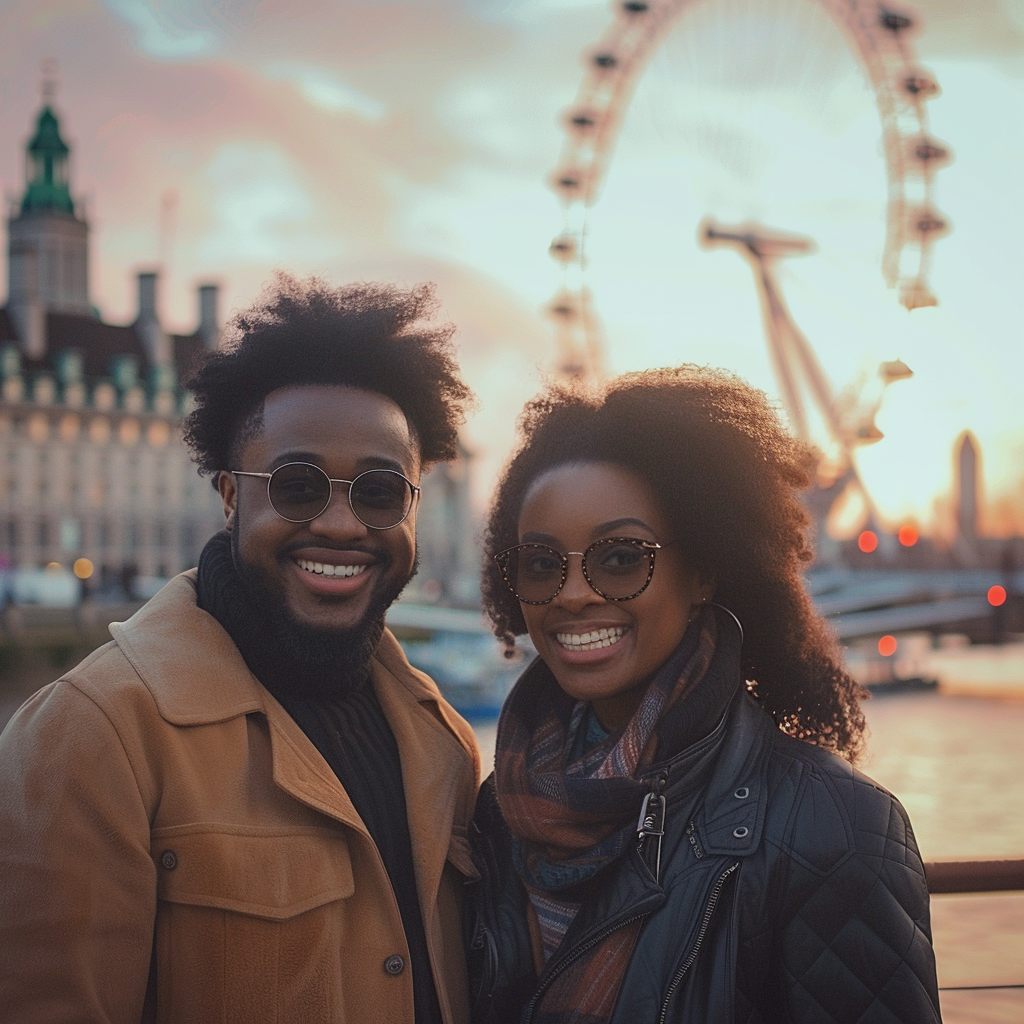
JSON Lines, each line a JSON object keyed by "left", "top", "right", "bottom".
{"left": 110, "top": 569, "right": 471, "bottom": 724}
{"left": 691, "top": 693, "right": 773, "bottom": 857}
{"left": 109, "top": 572, "right": 479, "bottom": 860}
{"left": 110, "top": 571, "right": 267, "bottom": 725}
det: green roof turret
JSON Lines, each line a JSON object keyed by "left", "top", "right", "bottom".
{"left": 21, "top": 105, "right": 75, "bottom": 215}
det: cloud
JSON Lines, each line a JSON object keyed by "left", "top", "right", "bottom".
{"left": 99, "top": 0, "right": 221, "bottom": 59}
{"left": 198, "top": 142, "right": 345, "bottom": 265}
{"left": 263, "top": 61, "right": 386, "bottom": 120}
{"left": 913, "top": 0, "right": 1024, "bottom": 61}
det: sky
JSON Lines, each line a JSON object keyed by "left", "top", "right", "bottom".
{"left": 2, "top": 0, "right": 1023, "bottom": 538}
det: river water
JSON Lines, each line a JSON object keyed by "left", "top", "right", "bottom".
{"left": 471, "top": 686, "right": 1024, "bottom": 862}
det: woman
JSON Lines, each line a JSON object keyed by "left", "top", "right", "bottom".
{"left": 468, "top": 366, "right": 941, "bottom": 1024}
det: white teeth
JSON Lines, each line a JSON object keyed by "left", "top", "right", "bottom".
{"left": 297, "top": 559, "right": 368, "bottom": 579}
{"left": 555, "top": 626, "right": 626, "bottom": 652}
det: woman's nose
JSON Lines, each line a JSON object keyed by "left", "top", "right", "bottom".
{"left": 554, "top": 554, "right": 602, "bottom": 609}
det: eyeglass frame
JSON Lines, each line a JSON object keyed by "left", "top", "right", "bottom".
{"left": 493, "top": 537, "right": 664, "bottom": 605}
{"left": 231, "top": 462, "right": 421, "bottom": 529}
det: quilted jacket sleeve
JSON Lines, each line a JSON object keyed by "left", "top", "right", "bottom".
{"left": 0, "top": 680, "right": 156, "bottom": 1023}
{"left": 773, "top": 762, "right": 942, "bottom": 1024}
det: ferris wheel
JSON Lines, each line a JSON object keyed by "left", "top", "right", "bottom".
{"left": 546, "top": 0, "right": 950, "bottom": 382}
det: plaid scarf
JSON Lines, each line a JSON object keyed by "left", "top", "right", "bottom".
{"left": 494, "top": 607, "right": 730, "bottom": 1024}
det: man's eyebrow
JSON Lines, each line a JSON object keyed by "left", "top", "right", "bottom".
{"left": 268, "top": 452, "right": 410, "bottom": 475}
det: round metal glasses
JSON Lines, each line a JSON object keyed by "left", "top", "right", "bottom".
{"left": 232, "top": 462, "right": 419, "bottom": 530}
{"left": 493, "top": 537, "right": 662, "bottom": 605}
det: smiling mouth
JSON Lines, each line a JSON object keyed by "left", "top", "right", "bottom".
{"left": 296, "top": 558, "right": 369, "bottom": 579}
{"left": 555, "top": 626, "right": 626, "bottom": 652}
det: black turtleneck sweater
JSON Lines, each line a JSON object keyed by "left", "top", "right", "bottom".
{"left": 196, "top": 532, "right": 442, "bottom": 1024}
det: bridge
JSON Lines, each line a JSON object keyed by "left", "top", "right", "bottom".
{"left": 809, "top": 568, "right": 1024, "bottom": 642}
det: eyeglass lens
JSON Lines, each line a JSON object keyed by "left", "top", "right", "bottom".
{"left": 501, "top": 539, "right": 655, "bottom": 603}
{"left": 267, "top": 463, "right": 413, "bottom": 529}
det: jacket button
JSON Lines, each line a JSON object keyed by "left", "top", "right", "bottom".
{"left": 383, "top": 955, "right": 405, "bottom": 976}
{"left": 160, "top": 850, "right": 178, "bottom": 870}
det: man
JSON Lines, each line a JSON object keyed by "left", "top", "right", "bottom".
{"left": 0, "top": 277, "right": 481, "bottom": 1022}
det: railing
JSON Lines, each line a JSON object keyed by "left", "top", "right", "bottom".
{"left": 926, "top": 858, "right": 1024, "bottom": 894}
{"left": 926, "top": 859, "right": 1024, "bottom": 1018}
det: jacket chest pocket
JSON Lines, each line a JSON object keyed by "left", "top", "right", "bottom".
{"left": 149, "top": 825, "right": 355, "bottom": 1021}
{"left": 152, "top": 824, "right": 354, "bottom": 918}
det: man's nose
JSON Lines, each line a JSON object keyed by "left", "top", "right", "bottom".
{"left": 307, "top": 484, "right": 369, "bottom": 538}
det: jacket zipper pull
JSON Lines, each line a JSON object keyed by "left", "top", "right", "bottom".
{"left": 637, "top": 774, "right": 667, "bottom": 883}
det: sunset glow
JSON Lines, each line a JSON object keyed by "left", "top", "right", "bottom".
{"left": 2, "top": 0, "right": 1023, "bottom": 530}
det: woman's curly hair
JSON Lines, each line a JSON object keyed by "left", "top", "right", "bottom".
{"left": 482, "top": 365, "right": 867, "bottom": 761}
{"left": 184, "top": 274, "right": 473, "bottom": 474}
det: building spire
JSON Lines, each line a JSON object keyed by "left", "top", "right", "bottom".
{"left": 41, "top": 58, "right": 58, "bottom": 104}
{"left": 21, "top": 62, "right": 75, "bottom": 216}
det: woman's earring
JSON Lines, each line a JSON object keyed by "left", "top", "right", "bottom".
{"left": 706, "top": 601, "right": 744, "bottom": 645}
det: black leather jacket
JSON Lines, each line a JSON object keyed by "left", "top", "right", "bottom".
{"left": 467, "top": 690, "right": 942, "bottom": 1024}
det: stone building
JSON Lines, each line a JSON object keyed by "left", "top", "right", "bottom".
{"left": 407, "top": 437, "right": 480, "bottom": 607}
{"left": 1, "top": 95, "right": 482, "bottom": 606}
{"left": 0, "top": 98, "right": 223, "bottom": 596}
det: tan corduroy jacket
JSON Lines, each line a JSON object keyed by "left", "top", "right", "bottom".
{"left": 0, "top": 572, "right": 481, "bottom": 1023}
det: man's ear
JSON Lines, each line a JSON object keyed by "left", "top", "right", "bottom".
{"left": 216, "top": 471, "right": 238, "bottom": 532}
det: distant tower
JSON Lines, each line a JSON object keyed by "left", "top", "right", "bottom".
{"left": 956, "top": 431, "right": 979, "bottom": 542}
{"left": 6, "top": 78, "right": 91, "bottom": 357}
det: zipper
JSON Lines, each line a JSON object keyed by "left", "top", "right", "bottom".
{"left": 468, "top": 916, "right": 498, "bottom": 1021}
{"left": 523, "top": 908, "right": 653, "bottom": 1024}
{"left": 522, "top": 774, "right": 667, "bottom": 1023}
{"left": 657, "top": 861, "right": 739, "bottom": 1024}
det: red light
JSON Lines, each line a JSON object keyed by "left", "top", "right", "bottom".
{"left": 858, "top": 530, "right": 879, "bottom": 553}
{"left": 988, "top": 585, "right": 1007, "bottom": 607}
{"left": 878, "top": 635, "right": 898, "bottom": 657}
{"left": 898, "top": 525, "right": 918, "bottom": 547}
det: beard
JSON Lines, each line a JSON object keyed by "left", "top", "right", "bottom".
{"left": 230, "top": 525, "right": 418, "bottom": 677}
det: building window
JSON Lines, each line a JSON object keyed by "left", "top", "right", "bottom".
{"left": 27, "top": 413, "right": 49, "bottom": 443}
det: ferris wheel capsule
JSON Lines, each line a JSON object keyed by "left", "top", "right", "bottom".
{"left": 904, "top": 72, "right": 939, "bottom": 98}
{"left": 880, "top": 9, "right": 914, "bottom": 33}
{"left": 911, "top": 137, "right": 951, "bottom": 167}
{"left": 552, "top": 169, "right": 585, "bottom": 197}
{"left": 549, "top": 235, "right": 577, "bottom": 262}
{"left": 912, "top": 209, "right": 949, "bottom": 237}
{"left": 566, "top": 110, "right": 599, "bottom": 134}
{"left": 548, "top": 294, "right": 578, "bottom": 319}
